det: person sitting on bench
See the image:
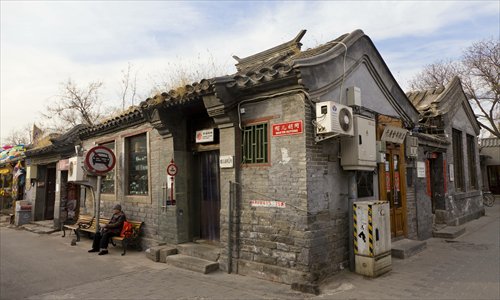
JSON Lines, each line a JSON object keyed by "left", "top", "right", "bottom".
{"left": 88, "top": 204, "right": 126, "bottom": 255}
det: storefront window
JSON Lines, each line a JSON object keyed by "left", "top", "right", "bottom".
{"left": 126, "top": 133, "right": 148, "bottom": 195}
{"left": 100, "top": 141, "right": 115, "bottom": 194}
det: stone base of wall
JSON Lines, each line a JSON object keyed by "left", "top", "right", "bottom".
{"left": 236, "top": 259, "right": 314, "bottom": 285}
{"left": 446, "top": 208, "right": 485, "bottom": 226}
{"left": 435, "top": 207, "right": 485, "bottom": 226}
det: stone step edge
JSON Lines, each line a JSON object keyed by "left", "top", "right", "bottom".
{"left": 166, "top": 254, "right": 219, "bottom": 274}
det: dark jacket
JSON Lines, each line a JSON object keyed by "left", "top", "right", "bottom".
{"left": 105, "top": 211, "right": 126, "bottom": 234}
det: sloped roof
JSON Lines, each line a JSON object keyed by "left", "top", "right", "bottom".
{"left": 480, "top": 137, "right": 500, "bottom": 147}
{"left": 26, "top": 124, "right": 88, "bottom": 157}
{"left": 407, "top": 76, "right": 480, "bottom": 133}
{"left": 407, "top": 76, "right": 462, "bottom": 118}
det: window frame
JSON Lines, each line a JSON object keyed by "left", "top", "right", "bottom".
{"left": 452, "top": 129, "right": 465, "bottom": 191}
{"left": 99, "top": 141, "right": 116, "bottom": 194}
{"left": 466, "top": 134, "right": 477, "bottom": 190}
{"left": 125, "top": 133, "right": 149, "bottom": 196}
{"left": 241, "top": 122, "right": 270, "bottom": 165}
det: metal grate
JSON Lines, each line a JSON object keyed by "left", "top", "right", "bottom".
{"left": 242, "top": 123, "right": 268, "bottom": 164}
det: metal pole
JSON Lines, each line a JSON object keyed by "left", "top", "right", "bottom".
{"left": 228, "top": 181, "right": 233, "bottom": 274}
{"left": 95, "top": 176, "right": 102, "bottom": 233}
{"left": 348, "top": 171, "right": 357, "bottom": 272}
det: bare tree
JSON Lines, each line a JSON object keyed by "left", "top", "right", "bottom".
{"left": 3, "top": 124, "right": 33, "bottom": 146}
{"left": 118, "top": 62, "right": 139, "bottom": 110}
{"left": 42, "top": 79, "right": 105, "bottom": 133}
{"left": 408, "top": 38, "right": 500, "bottom": 138}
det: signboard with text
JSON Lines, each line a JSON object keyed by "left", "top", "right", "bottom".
{"left": 272, "top": 120, "right": 303, "bottom": 137}
{"left": 196, "top": 129, "right": 215, "bottom": 143}
{"left": 250, "top": 200, "right": 286, "bottom": 208}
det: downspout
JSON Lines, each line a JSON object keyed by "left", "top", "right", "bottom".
{"left": 348, "top": 171, "right": 357, "bottom": 272}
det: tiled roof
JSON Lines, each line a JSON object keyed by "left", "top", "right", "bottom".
{"left": 140, "top": 79, "right": 214, "bottom": 109}
{"left": 480, "top": 138, "right": 500, "bottom": 147}
{"left": 26, "top": 124, "right": 88, "bottom": 157}
{"left": 406, "top": 77, "right": 459, "bottom": 117}
{"left": 81, "top": 107, "right": 143, "bottom": 137}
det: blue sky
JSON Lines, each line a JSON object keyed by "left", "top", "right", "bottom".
{"left": 1, "top": 0, "right": 499, "bottom": 143}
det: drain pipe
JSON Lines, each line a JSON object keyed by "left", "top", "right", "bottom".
{"left": 348, "top": 171, "right": 357, "bottom": 272}
{"left": 228, "top": 181, "right": 234, "bottom": 274}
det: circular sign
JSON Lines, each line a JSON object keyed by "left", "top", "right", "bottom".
{"left": 84, "top": 146, "right": 116, "bottom": 175}
{"left": 167, "top": 162, "right": 178, "bottom": 176}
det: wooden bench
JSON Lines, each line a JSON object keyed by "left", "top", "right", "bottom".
{"left": 62, "top": 214, "right": 143, "bottom": 256}
{"left": 61, "top": 214, "right": 94, "bottom": 241}
{"left": 111, "top": 220, "right": 143, "bottom": 256}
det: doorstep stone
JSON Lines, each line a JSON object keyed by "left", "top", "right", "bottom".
{"left": 433, "top": 226, "right": 465, "bottom": 239}
{"left": 166, "top": 254, "right": 219, "bottom": 274}
{"left": 391, "top": 239, "right": 427, "bottom": 259}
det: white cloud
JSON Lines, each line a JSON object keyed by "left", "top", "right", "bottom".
{"left": 1, "top": 0, "right": 499, "bottom": 142}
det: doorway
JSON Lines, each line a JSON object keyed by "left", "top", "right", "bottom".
{"left": 44, "top": 167, "right": 56, "bottom": 220}
{"left": 428, "top": 153, "right": 446, "bottom": 213}
{"left": 192, "top": 151, "right": 221, "bottom": 241}
{"left": 381, "top": 146, "right": 407, "bottom": 237}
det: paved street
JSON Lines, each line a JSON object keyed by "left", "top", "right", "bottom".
{"left": 1, "top": 203, "right": 499, "bottom": 300}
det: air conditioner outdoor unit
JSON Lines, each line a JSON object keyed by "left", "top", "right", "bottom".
{"left": 68, "top": 156, "right": 86, "bottom": 182}
{"left": 315, "top": 101, "right": 354, "bottom": 136}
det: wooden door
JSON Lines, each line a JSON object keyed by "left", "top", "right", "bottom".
{"left": 380, "top": 147, "right": 407, "bottom": 237}
{"left": 376, "top": 115, "right": 407, "bottom": 238}
{"left": 199, "top": 151, "right": 221, "bottom": 241}
{"left": 44, "top": 167, "right": 56, "bottom": 220}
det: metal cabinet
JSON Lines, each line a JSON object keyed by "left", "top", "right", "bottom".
{"left": 354, "top": 200, "right": 392, "bottom": 277}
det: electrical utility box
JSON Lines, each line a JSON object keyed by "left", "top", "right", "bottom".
{"left": 340, "top": 115, "right": 377, "bottom": 171}
{"left": 353, "top": 200, "right": 392, "bottom": 277}
{"left": 68, "top": 156, "right": 86, "bottom": 182}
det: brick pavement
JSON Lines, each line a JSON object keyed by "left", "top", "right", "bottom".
{"left": 3, "top": 203, "right": 499, "bottom": 300}
{"left": 318, "top": 204, "right": 500, "bottom": 299}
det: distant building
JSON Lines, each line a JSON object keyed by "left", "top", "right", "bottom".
{"left": 407, "top": 76, "right": 484, "bottom": 227}
{"left": 480, "top": 137, "right": 500, "bottom": 194}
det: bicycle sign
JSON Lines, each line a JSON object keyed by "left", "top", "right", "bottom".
{"left": 84, "top": 146, "right": 116, "bottom": 175}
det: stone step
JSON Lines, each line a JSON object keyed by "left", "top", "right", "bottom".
{"left": 176, "top": 242, "right": 221, "bottom": 262}
{"left": 433, "top": 226, "right": 465, "bottom": 239}
{"left": 391, "top": 239, "right": 427, "bottom": 259}
{"left": 166, "top": 254, "right": 219, "bottom": 274}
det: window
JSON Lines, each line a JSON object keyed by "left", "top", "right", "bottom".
{"left": 100, "top": 141, "right": 115, "bottom": 194}
{"left": 452, "top": 129, "right": 464, "bottom": 191}
{"left": 126, "top": 133, "right": 148, "bottom": 195}
{"left": 242, "top": 123, "right": 268, "bottom": 164}
{"left": 357, "top": 171, "right": 374, "bottom": 198}
{"left": 466, "top": 134, "right": 477, "bottom": 189}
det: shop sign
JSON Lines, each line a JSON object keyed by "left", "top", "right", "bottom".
{"left": 57, "top": 159, "right": 69, "bottom": 171}
{"left": 250, "top": 200, "right": 286, "bottom": 208}
{"left": 381, "top": 126, "right": 407, "bottom": 144}
{"left": 219, "top": 155, "right": 234, "bottom": 169}
{"left": 272, "top": 120, "right": 303, "bottom": 137}
{"left": 196, "top": 129, "right": 214, "bottom": 143}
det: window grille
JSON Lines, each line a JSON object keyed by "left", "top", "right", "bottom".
{"left": 242, "top": 123, "right": 268, "bottom": 164}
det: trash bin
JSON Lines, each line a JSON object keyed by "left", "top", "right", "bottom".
{"left": 14, "top": 200, "right": 32, "bottom": 226}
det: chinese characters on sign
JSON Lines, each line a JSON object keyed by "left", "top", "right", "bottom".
{"left": 381, "top": 126, "right": 407, "bottom": 144}
{"left": 272, "top": 120, "right": 303, "bottom": 137}
{"left": 250, "top": 200, "right": 286, "bottom": 208}
{"left": 195, "top": 129, "right": 215, "bottom": 143}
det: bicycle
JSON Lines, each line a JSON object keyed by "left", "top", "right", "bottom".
{"left": 482, "top": 191, "right": 495, "bottom": 207}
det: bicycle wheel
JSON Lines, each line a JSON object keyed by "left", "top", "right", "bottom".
{"left": 483, "top": 193, "right": 495, "bottom": 207}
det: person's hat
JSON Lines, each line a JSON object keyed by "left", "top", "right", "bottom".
{"left": 113, "top": 204, "right": 122, "bottom": 211}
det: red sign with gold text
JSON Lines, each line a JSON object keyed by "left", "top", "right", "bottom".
{"left": 272, "top": 120, "right": 303, "bottom": 137}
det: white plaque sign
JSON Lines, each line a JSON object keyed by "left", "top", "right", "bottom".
{"left": 417, "top": 161, "right": 426, "bottom": 178}
{"left": 219, "top": 155, "right": 234, "bottom": 168}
